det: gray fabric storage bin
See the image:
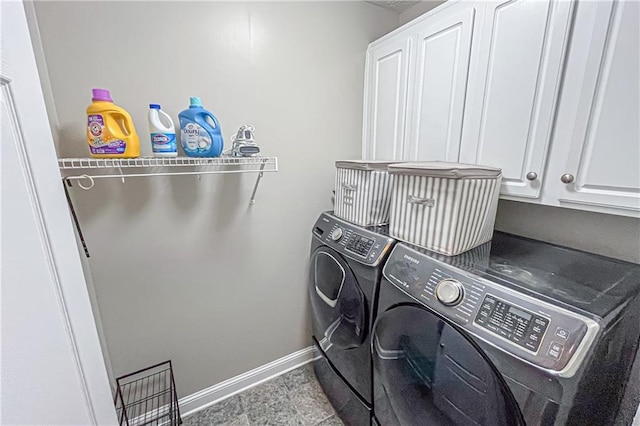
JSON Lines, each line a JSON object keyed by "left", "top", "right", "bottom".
{"left": 334, "top": 160, "right": 399, "bottom": 226}
{"left": 388, "top": 162, "right": 502, "bottom": 256}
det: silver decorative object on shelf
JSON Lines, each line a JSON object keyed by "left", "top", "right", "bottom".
{"left": 230, "top": 125, "right": 260, "bottom": 157}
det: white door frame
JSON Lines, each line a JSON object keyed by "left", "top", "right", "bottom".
{"left": 1, "top": 1, "right": 117, "bottom": 424}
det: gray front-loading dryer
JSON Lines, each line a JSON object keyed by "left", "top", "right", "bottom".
{"left": 309, "top": 212, "right": 395, "bottom": 425}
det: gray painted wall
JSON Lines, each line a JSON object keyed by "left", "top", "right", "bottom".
{"left": 495, "top": 201, "right": 640, "bottom": 264}
{"left": 32, "top": 1, "right": 399, "bottom": 398}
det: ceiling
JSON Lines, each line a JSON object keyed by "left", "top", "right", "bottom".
{"left": 366, "top": 0, "right": 422, "bottom": 13}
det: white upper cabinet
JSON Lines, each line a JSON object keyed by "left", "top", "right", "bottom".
{"left": 547, "top": 0, "right": 640, "bottom": 216}
{"left": 459, "top": 0, "right": 574, "bottom": 199}
{"left": 405, "top": 4, "right": 476, "bottom": 162}
{"left": 363, "top": 0, "right": 639, "bottom": 217}
{"left": 362, "top": 33, "right": 413, "bottom": 160}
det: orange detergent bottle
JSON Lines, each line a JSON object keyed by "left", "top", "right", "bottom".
{"left": 86, "top": 88, "right": 140, "bottom": 158}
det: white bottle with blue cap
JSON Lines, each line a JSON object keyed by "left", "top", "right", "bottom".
{"left": 148, "top": 104, "right": 177, "bottom": 157}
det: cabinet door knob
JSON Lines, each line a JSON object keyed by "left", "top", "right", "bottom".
{"left": 526, "top": 172, "right": 538, "bottom": 181}
{"left": 561, "top": 174, "right": 575, "bottom": 184}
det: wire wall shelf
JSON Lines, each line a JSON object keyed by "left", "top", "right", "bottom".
{"left": 58, "top": 156, "right": 278, "bottom": 204}
{"left": 58, "top": 156, "right": 278, "bottom": 170}
{"left": 114, "top": 360, "right": 182, "bottom": 426}
{"left": 59, "top": 156, "right": 278, "bottom": 257}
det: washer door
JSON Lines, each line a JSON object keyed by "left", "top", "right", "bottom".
{"left": 309, "top": 246, "right": 367, "bottom": 349}
{"left": 372, "top": 304, "right": 524, "bottom": 426}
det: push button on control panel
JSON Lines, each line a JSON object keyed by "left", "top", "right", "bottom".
{"left": 555, "top": 327, "right": 570, "bottom": 340}
{"left": 547, "top": 342, "right": 564, "bottom": 360}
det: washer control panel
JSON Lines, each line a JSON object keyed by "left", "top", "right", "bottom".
{"left": 312, "top": 213, "right": 394, "bottom": 266}
{"left": 382, "top": 244, "right": 599, "bottom": 376}
{"left": 346, "top": 234, "right": 375, "bottom": 257}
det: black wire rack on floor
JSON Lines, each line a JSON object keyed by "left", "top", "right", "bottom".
{"left": 114, "top": 360, "right": 182, "bottom": 426}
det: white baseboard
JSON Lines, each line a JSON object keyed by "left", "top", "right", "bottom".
{"left": 179, "top": 346, "right": 320, "bottom": 417}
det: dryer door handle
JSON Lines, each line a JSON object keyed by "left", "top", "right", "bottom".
{"left": 315, "top": 285, "right": 340, "bottom": 308}
{"left": 313, "top": 251, "right": 346, "bottom": 308}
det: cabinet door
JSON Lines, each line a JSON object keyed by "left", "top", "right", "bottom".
{"left": 363, "top": 35, "right": 413, "bottom": 160}
{"left": 459, "top": 0, "right": 574, "bottom": 198}
{"left": 405, "top": 4, "right": 476, "bottom": 162}
{"left": 553, "top": 1, "right": 640, "bottom": 215}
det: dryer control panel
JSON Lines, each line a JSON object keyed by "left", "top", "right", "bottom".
{"left": 312, "top": 213, "right": 394, "bottom": 267}
{"left": 475, "top": 295, "right": 549, "bottom": 353}
{"left": 382, "top": 244, "right": 599, "bottom": 377}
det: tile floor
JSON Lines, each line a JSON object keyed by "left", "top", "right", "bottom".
{"left": 183, "top": 363, "right": 344, "bottom": 426}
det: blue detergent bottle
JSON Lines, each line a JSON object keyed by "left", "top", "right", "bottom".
{"left": 178, "top": 97, "right": 224, "bottom": 157}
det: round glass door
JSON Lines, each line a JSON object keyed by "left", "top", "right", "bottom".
{"left": 309, "top": 247, "right": 366, "bottom": 349}
{"left": 372, "top": 304, "right": 524, "bottom": 426}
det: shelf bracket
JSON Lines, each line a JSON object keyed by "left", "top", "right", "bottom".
{"left": 250, "top": 160, "right": 268, "bottom": 205}
{"left": 62, "top": 178, "right": 90, "bottom": 257}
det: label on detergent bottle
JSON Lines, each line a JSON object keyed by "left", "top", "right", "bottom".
{"left": 181, "top": 122, "right": 211, "bottom": 153}
{"left": 151, "top": 133, "right": 177, "bottom": 153}
{"left": 88, "top": 114, "right": 126, "bottom": 155}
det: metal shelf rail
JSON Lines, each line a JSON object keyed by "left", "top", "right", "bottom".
{"left": 58, "top": 156, "right": 278, "bottom": 204}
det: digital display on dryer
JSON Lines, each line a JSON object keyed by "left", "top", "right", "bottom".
{"left": 475, "top": 294, "right": 549, "bottom": 353}
{"left": 508, "top": 306, "right": 532, "bottom": 321}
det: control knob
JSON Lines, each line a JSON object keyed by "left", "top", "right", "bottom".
{"left": 435, "top": 279, "right": 464, "bottom": 306}
{"left": 330, "top": 228, "right": 343, "bottom": 241}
